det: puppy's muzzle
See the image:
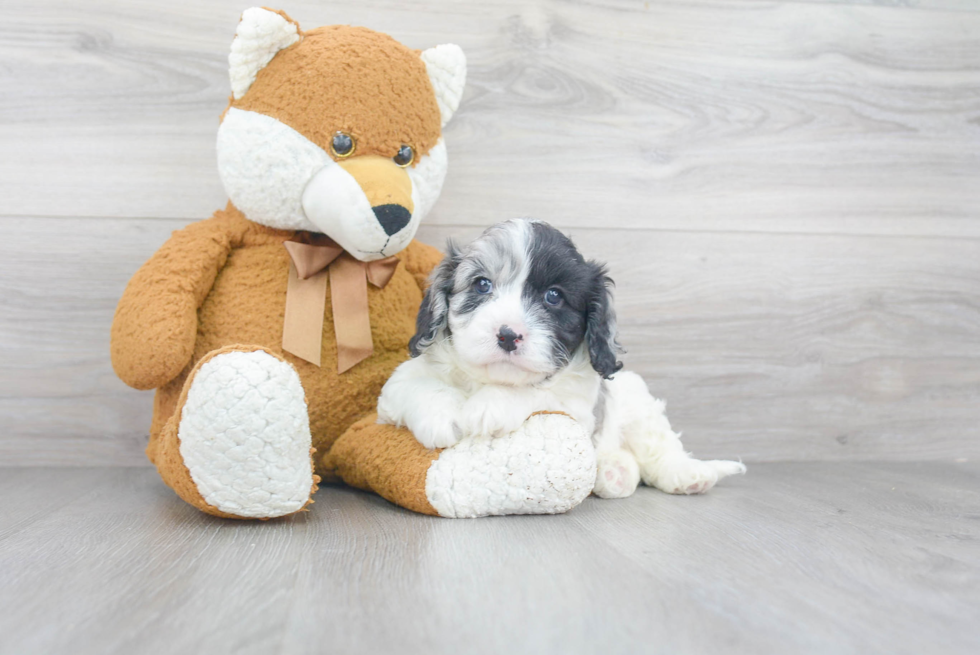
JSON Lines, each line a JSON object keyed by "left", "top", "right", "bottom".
{"left": 496, "top": 326, "right": 523, "bottom": 353}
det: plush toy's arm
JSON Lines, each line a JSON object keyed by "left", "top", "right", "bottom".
{"left": 399, "top": 239, "right": 445, "bottom": 292}
{"left": 110, "top": 217, "right": 235, "bottom": 390}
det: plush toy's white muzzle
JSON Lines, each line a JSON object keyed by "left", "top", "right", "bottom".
{"left": 216, "top": 108, "right": 449, "bottom": 261}
{"left": 302, "top": 155, "right": 418, "bottom": 261}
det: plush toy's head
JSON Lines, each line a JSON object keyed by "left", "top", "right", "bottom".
{"left": 216, "top": 8, "right": 466, "bottom": 261}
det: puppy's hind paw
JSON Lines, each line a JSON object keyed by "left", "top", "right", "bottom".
{"left": 708, "top": 459, "right": 747, "bottom": 479}
{"left": 645, "top": 458, "right": 746, "bottom": 495}
{"left": 593, "top": 449, "right": 641, "bottom": 499}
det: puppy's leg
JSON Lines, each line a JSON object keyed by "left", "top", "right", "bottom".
{"left": 611, "top": 372, "right": 746, "bottom": 495}
{"left": 377, "top": 357, "right": 465, "bottom": 449}
{"left": 456, "top": 385, "right": 542, "bottom": 439}
{"left": 591, "top": 397, "right": 641, "bottom": 499}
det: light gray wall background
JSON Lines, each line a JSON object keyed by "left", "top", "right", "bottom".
{"left": 1, "top": 0, "right": 977, "bottom": 466}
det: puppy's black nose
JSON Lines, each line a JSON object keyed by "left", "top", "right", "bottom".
{"left": 373, "top": 204, "right": 412, "bottom": 236}
{"left": 496, "top": 326, "right": 522, "bottom": 353}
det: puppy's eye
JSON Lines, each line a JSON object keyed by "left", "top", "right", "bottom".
{"left": 544, "top": 288, "right": 563, "bottom": 306}
{"left": 393, "top": 145, "right": 415, "bottom": 167}
{"left": 474, "top": 277, "right": 493, "bottom": 295}
{"left": 331, "top": 132, "right": 355, "bottom": 158}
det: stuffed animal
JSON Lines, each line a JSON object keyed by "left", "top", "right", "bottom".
{"left": 110, "top": 8, "right": 596, "bottom": 519}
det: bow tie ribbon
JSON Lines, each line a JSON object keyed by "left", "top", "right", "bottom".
{"left": 282, "top": 234, "right": 399, "bottom": 373}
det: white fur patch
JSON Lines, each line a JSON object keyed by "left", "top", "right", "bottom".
{"left": 217, "top": 108, "right": 325, "bottom": 232}
{"left": 599, "top": 371, "right": 747, "bottom": 496}
{"left": 229, "top": 8, "right": 300, "bottom": 100}
{"left": 421, "top": 44, "right": 467, "bottom": 126}
{"left": 178, "top": 350, "right": 314, "bottom": 518}
{"left": 425, "top": 413, "right": 596, "bottom": 518}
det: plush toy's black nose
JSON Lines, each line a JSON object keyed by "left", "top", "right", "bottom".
{"left": 373, "top": 204, "right": 412, "bottom": 236}
{"left": 496, "top": 326, "right": 522, "bottom": 353}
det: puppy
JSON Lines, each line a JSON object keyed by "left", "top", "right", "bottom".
{"left": 377, "top": 219, "right": 746, "bottom": 498}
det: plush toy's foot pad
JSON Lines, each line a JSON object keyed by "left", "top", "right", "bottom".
{"left": 178, "top": 350, "right": 315, "bottom": 518}
{"left": 425, "top": 413, "right": 597, "bottom": 518}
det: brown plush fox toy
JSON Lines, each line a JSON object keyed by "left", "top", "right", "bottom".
{"left": 111, "top": 8, "right": 596, "bottom": 519}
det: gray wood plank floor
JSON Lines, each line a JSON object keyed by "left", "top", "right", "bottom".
{"left": 1, "top": 462, "right": 977, "bottom": 655}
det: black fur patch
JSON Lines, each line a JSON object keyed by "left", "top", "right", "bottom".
{"left": 408, "top": 241, "right": 459, "bottom": 357}
{"left": 524, "top": 222, "right": 623, "bottom": 377}
{"left": 583, "top": 263, "right": 623, "bottom": 379}
{"left": 454, "top": 280, "right": 494, "bottom": 316}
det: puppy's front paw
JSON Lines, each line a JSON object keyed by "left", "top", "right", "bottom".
{"left": 649, "top": 458, "right": 746, "bottom": 495}
{"left": 410, "top": 413, "right": 461, "bottom": 450}
{"left": 458, "top": 389, "right": 528, "bottom": 438}
{"left": 593, "top": 449, "right": 641, "bottom": 499}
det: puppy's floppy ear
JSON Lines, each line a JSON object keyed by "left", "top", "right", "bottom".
{"left": 409, "top": 241, "right": 460, "bottom": 357}
{"left": 585, "top": 261, "right": 624, "bottom": 379}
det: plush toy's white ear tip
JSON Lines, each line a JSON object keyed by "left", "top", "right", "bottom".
{"left": 229, "top": 7, "right": 301, "bottom": 100}
{"left": 421, "top": 43, "right": 467, "bottom": 127}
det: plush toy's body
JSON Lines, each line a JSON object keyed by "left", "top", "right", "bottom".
{"left": 121, "top": 205, "right": 433, "bottom": 466}
{"left": 111, "top": 8, "right": 596, "bottom": 520}
{"left": 117, "top": 205, "right": 446, "bottom": 518}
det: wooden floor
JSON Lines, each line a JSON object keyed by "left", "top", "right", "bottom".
{"left": 1, "top": 462, "right": 977, "bottom": 655}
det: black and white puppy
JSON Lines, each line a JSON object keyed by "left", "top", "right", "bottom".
{"left": 377, "top": 219, "right": 745, "bottom": 498}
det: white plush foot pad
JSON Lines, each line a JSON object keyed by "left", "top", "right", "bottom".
{"left": 425, "top": 413, "right": 596, "bottom": 518}
{"left": 178, "top": 350, "right": 314, "bottom": 518}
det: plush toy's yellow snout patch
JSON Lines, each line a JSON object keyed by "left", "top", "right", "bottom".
{"left": 339, "top": 155, "right": 414, "bottom": 235}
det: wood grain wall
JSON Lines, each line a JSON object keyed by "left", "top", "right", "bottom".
{"left": 2, "top": 0, "right": 978, "bottom": 465}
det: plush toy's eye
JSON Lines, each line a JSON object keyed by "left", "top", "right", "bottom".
{"left": 544, "top": 288, "right": 563, "bottom": 307}
{"left": 393, "top": 145, "right": 415, "bottom": 167}
{"left": 331, "top": 132, "right": 355, "bottom": 158}
{"left": 474, "top": 277, "right": 493, "bottom": 295}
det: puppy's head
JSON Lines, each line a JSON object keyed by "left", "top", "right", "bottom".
{"left": 411, "top": 219, "right": 623, "bottom": 385}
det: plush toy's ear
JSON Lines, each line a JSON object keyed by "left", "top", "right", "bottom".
{"left": 421, "top": 44, "right": 467, "bottom": 127}
{"left": 409, "top": 241, "right": 460, "bottom": 356}
{"left": 585, "top": 262, "right": 624, "bottom": 379}
{"left": 229, "top": 7, "right": 301, "bottom": 100}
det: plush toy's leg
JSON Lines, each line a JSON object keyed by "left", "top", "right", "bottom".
{"left": 325, "top": 412, "right": 596, "bottom": 518}
{"left": 155, "top": 345, "right": 319, "bottom": 519}
{"left": 322, "top": 415, "right": 442, "bottom": 515}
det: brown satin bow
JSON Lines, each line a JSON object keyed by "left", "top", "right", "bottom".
{"left": 282, "top": 234, "right": 399, "bottom": 373}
